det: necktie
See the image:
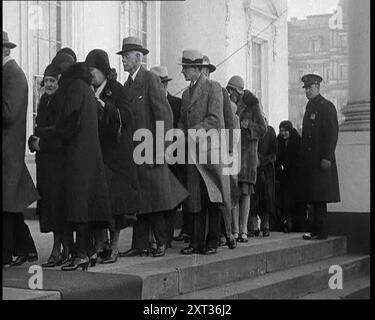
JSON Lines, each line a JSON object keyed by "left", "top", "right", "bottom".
{"left": 128, "top": 76, "right": 133, "bottom": 88}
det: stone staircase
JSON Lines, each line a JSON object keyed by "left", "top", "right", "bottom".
{"left": 3, "top": 233, "right": 370, "bottom": 300}
{"left": 98, "top": 233, "right": 370, "bottom": 299}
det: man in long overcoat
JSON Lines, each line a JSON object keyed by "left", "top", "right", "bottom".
{"left": 3, "top": 31, "right": 40, "bottom": 266}
{"left": 299, "top": 74, "right": 340, "bottom": 240}
{"left": 117, "top": 37, "right": 189, "bottom": 257}
{"left": 201, "top": 55, "right": 237, "bottom": 249}
{"left": 150, "top": 66, "right": 187, "bottom": 247}
{"left": 177, "top": 49, "right": 230, "bottom": 255}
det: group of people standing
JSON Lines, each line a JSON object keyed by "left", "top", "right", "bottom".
{"left": 3, "top": 30, "right": 340, "bottom": 271}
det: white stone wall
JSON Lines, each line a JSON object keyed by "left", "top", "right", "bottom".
{"left": 160, "top": 0, "right": 227, "bottom": 96}
{"left": 160, "top": 0, "right": 288, "bottom": 129}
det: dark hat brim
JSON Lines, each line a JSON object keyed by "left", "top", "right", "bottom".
{"left": 116, "top": 46, "right": 149, "bottom": 56}
{"left": 178, "top": 62, "right": 205, "bottom": 67}
{"left": 3, "top": 41, "right": 16, "bottom": 49}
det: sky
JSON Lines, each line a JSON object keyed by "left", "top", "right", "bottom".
{"left": 287, "top": 0, "right": 340, "bottom": 20}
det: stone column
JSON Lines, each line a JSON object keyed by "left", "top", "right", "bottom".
{"left": 329, "top": 0, "right": 370, "bottom": 213}
{"left": 340, "top": 0, "right": 370, "bottom": 132}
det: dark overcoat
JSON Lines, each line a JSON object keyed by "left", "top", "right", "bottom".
{"left": 97, "top": 78, "right": 140, "bottom": 225}
{"left": 123, "top": 66, "right": 189, "bottom": 214}
{"left": 276, "top": 128, "right": 301, "bottom": 186}
{"left": 167, "top": 92, "right": 185, "bottom": 184}
{"left": 31, "top": 92, "right": 67, "bottom": 233}
{"left": 178, "top": 74, "right": 231, "bottom": 212}
{"left": 56, "top": 63, "right": 111, "bottom": 224}
{"left": 298, "top": 94, "right": 340, "bottom": 203}
{"left": 251, "top": 125, "right": 277, "bottom": 215}
{"left": 236, "top": 91, "right": 267, "bottom": 185}
{"left": 3, "top": 59, "right": 40, "bottom": 213}
{"left": 276, "top": 128, "right": 302, "bottom": 215}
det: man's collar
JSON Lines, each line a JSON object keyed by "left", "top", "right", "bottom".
{"left": 3, "top": 55, "right": 13, "bottom": 67}
{"left": 131, "top": 66, "right": 141, "bottom": 81}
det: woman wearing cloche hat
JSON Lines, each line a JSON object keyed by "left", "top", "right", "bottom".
{"left": 84, "top": 49, "right": 140, "bottom": 264}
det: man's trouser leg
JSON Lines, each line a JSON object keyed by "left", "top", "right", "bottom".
{"left": 133, "top": 214, "right": 150, "bottom": 250}
{"left": 314, "top": 202, "right": 328, "bottom": 238}
{"left": 13, "top": 212, "right": 37, "bottom": 257}
{"left": 3, "top": 212, "right": 15, "bottom": 263}
{"left": 164, "top": 209, "right": 175, "bottom": 245}
{"left": 149, "top": 212, "right": 168, "bottom": 247}
{"left": 220, "top": 206, "right": 233, "bottom": 239}
{"left": 191, "top": 211, "right": 206, "bottom": 251}
{"left": 182, "top": 211, "right": 194, "bottom": 237}
{"left": 206, "top": 203, "right": 220, "bottom": 249}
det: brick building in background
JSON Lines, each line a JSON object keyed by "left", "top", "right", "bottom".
{"left": 288, "top": 0, "right": 348, "bottom": 133}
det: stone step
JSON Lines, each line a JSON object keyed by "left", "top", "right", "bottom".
{"left": 170, "top": 254, "right": 370, "bottom": 299}
{"left": 2, "top": 287, "right": 61, "bottom": 300}
{"left": 98, "top": 234, "right": 347, "bottom": 299}
{"left": 300, "top": 275, "right": 371, "bottom": 299}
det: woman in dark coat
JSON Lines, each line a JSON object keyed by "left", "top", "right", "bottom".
{"left": 233, "top": 90, "right": 267, "bottom": 242}
{"left": 85, "top": 49, "right": 140, "bottom": 264}
{"left": 275, "top": 120, "right": 304, "bottom": 232}
{"left": 50, "top": 53, "right": 112, "bottom": 271}
{"left": 28, "top": 64, "right": 71, "bottom": 267}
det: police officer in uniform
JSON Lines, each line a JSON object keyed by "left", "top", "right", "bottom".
{"left": 299, "top": 74, "right": 340, "bottom": 240}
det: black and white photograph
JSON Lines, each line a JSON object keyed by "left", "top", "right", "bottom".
{"left": 2, "top": 0, "right": 371, "bottom": 304}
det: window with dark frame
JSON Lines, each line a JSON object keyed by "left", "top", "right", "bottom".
{"left": 32, "top": 0, "right": 62, "bottom": 133}
{"left": 120, "top": 1, "right": 148, "bottom": 66}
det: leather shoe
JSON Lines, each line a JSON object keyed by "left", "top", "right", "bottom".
{"left": 203, "top": 247, "right": 217, "bottom": 255}
{"left": 102, "top": 251, "right": 119, "bottom": 264}
{"left": 153, "top": 245, "right": 166, "bottom": 257}
{"left": 180, "top": 246, "right": 200, "bottom": 255}
{"left": 119, "top": 248, "right": 149, "bottom": 257}
{"left": 42, "top": 255, "right": 59, "bottom": 268}
{"left": 11, "top": 253, "right": 38, "bottom": 267}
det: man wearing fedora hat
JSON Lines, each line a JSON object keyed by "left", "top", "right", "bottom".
{"left": 150, "top": 66, "right": 181, "bottom": 129}
{"left": 299, "top": 74, "right": 340, "bottom": 241}
{"left": 150, "top": 65, "right": 187, "bottom": 247}
{"left": 177, "top": 49, "right": 230, "bottom": 255}
{"left": 3, "top": 31, "right": 40, "bottom": 267}
{"left": 117, "top": 37, "right": 189, "bottom": 258}
{"left": 201, "top": 55, "right": 238, "bottom": 249}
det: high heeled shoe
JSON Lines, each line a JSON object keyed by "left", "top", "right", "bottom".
{"left": 61, "top": 257, "right": 89, "bottom": 271}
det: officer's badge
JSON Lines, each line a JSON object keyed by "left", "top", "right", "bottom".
{"left": 310, "top": 113, "right": 316, "bottom": 120}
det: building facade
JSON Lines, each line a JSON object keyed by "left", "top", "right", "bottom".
{"left": 3, "top": 0, "right": 288, "bottom": 205}
{"left": 288, "top": 0, "right": 348, "bottom": 133}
